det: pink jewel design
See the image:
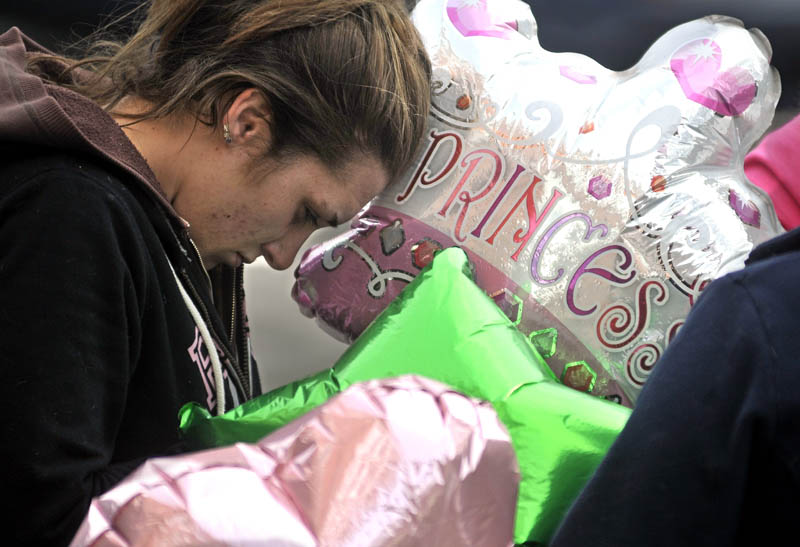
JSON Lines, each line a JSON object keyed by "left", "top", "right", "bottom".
{"left": 489, "top": 288, "right": 523, "bottom": 326}
{"left": 670, "top": 39, "right": 757, "bottom": 116}
{"left": 587, "top": 175, "right": 613, "bottom": 200}
{"left": 559, "top": 65, "right": 597, "bottom": 85}
{"left": 446, "top": 0, "right": 519, "bottom": 40}
{"left": 729, "top": 189, "right": 761, "bottom": 228}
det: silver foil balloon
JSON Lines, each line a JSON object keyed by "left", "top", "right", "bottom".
{"left": 293, "top": 0, "right": 783, "bottom": 406}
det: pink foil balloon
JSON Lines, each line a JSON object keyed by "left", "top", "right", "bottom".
{"left": 293, "top": 0, "right": 783, "bottom": 405}
{"left": 71, "top": 376, "right": 519, "bottom": 547}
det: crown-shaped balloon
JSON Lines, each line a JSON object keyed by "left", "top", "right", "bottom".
{"left": 293, "top": 0, "right": 783, "bottom": 406}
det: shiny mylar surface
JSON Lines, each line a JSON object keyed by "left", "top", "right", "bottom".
{"left": 74, "top": 376, "right": 519, "bottom": 547}
{"left": 185, "top": 248, "right": 631, "bottom": 544}
{"left": 293, "top": 0, "right": 783, "bottom": 406}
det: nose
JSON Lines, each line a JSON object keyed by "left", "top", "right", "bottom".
{"left": 263, "top": 226, "right": 315, "bottom": 270}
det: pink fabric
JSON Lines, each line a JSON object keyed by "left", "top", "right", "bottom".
{"left": 71, "top": 376, "right": 519, "bottom": 547}
{"left": 745, "top": 115, "right": 800, "bottom": 229}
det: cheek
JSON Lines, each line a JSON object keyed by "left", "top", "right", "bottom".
{"left": 196, "top": 201, "right": 258, "bottom": 246}
{"left": 227, "top": 204, "right": 266, "bottom": 237}
{"left": 200, "top": 175, "right": 298, "bottom": 245}
{"left": 227, "top": 197, "right": 293, "bottom": 243}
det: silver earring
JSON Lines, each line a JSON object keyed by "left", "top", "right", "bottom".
{"left": 223, "top": 124, "right": 232, "bottom": 144}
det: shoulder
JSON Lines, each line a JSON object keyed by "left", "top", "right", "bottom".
{"left": 720, "top": 238, "right": 800, "bottom": 330}
{"left": 0, "top": 149, "right": 168, "bottom": 276}
{"left": 695, "top": 238, "right": 800, "bottom": 450}
{"left": 642, "top": 252, "right": 792, "bottom": 408}
{"left": 684, "top": 252, "right": 800, "bottom": 378}
{"left": 728, "top": 239, "right": 800, "bottom": 496}
{"left": 0, "top": 149, "right": 153, "bottom": 230}
{"left": 697, "top": 231, "right": 800, "bottom": 320}
{"left": 1, "top": 149, "right": 134, "bottom": 199}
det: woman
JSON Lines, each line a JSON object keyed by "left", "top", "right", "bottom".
{"left": 0, "top": 0, "right": 430, "bottom": 544}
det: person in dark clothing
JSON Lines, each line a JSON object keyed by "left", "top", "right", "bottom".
{"left": 0, "top": 1, "right": 431, "bottom": 545}
{"left": 549, "top": 226, "right": 800, "bottom": 546}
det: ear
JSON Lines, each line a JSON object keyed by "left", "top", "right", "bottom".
{"left": 223, "top": 89, "right": 271, "bottom": 146}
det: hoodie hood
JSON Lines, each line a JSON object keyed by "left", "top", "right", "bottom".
{"left": 0, "top": 26, "right": 181, "bottom": 223}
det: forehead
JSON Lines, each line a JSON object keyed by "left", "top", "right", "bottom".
{"left": 335, "top": 153, "right": 389, "bottom": 194}
{"left": 312, "top": 153, "right": 389, "bottom": 216}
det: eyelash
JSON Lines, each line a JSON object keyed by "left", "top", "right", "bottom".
{"left": 304, "top": 206, "right": 320, "bottom": 228}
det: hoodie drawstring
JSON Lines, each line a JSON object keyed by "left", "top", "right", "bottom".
{"left": 166, "top": 258, "right": 226, "bottom": 416}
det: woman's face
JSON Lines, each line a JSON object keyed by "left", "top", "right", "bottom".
{"left": 176, "top": 151, "right": 389, "bottom": 270}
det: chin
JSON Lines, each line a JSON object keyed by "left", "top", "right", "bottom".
{"left": 212, "top": 252, "right": 240, "bottom": 269}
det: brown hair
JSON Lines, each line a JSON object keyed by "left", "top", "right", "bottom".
{"left": 29, "top": 0, "right": 431, "bottom": 176}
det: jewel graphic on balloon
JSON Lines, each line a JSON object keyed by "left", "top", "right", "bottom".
{"left": 446, "top": 0, "right": 519, "bottom": 39}
{"left": 380, "top": 220, "right": 406, "bottom": 256}
{"left": 560, "top": 65, "right": 597, "bottom": 85}
{"left": 650, "top": 175, "right": 667, "bottom": 193}
{"left": 729, "top": 189, "right": 762, "bottom": 228}
{"left": 411, "top": 238, "right": 443, "bottom": 270}
{"left": 562, "top": 361, "right": 596, "bottom": 393}
{"left": 671, "top": 38, "right": 757, "bottom": 116}
{"left": 529, "top": 328, "right": 558, "bottom": 360}
{"left": 587, "top": 175, "right": 613, "bottom": 200}
{"left": 490, "top": 288, "right": 523, "bottom": 326}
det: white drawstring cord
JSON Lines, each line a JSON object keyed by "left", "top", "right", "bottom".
{"left": 166, "top": 259, "right": 226, "bottom": 416}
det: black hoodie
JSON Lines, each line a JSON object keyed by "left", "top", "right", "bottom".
{"left": 0, "top": 28, "right": 260, "bottom": 545}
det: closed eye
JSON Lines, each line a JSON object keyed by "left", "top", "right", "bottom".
{"left": 304, "top": 206, "right": 320, "bottom": 228}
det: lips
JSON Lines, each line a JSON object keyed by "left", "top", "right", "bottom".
{"left": 233, "top": 252, "right": 254, "bottom": 267}
{"left": 260, "top": 244, "right": 276, "bottom": 268}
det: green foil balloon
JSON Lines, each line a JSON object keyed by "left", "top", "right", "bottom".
{"left": 180, "top": 248, "right": 631, "bottom": 544}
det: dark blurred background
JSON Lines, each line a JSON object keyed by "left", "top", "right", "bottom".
{"left": 3, "top": 0, "right": 797, "bottom": 389}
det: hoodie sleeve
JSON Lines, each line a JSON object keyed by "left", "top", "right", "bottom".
{"left": 549, "top": 273, "right": 777, "bottom": 547}
{"left": 0, "top": 167, "right": 153, "bottom": 545}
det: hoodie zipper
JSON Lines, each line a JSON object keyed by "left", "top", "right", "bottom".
{"left": 230, "top": 266, "right": 251, "bottom": 395}
{"left": 230, "top": 273, "right": 237, "bottom": 347}
{"left": 233, "top": 266, "right": 251, "bottom": 392}
{"left": 182, "top": 235, "right": 251, "bottom": 399}
{"left": 187, "top": 233, "right": 240, "bottom": 364}
{"left": 188, "top": 237, "right": 213, "bottom": 291}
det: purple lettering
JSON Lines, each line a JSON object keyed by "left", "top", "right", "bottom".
{"left": 530, "top": 212, "right": 609, "bottom": 285}
{"left": 566, "top": 245, "right": 636, "bottom": 316}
